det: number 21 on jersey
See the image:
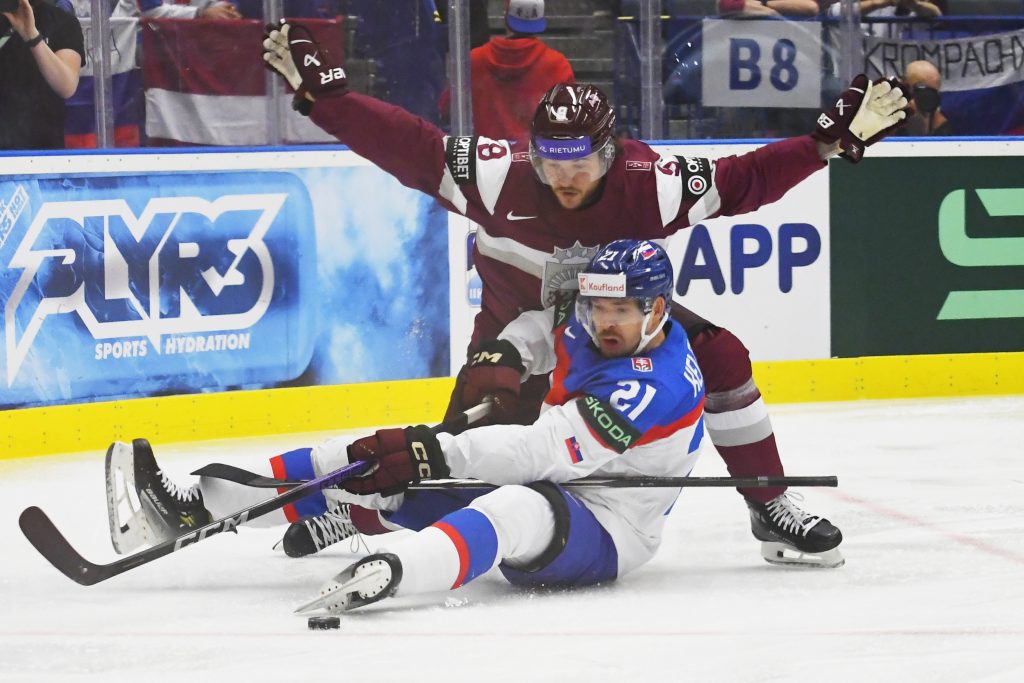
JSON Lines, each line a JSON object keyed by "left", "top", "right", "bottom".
{"left": 610, "top": 380, "right": 656, "bottom": 420}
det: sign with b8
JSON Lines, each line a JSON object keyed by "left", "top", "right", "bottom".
{"left": 701, "top": 19, "right": 823, "bottom": 109}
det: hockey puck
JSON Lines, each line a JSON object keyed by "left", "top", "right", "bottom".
{"left": 307, "top": 616, "right": 341, "bottom": 630}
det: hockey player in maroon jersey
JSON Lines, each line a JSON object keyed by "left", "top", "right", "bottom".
{"left": 262, "top": 22, "right": 910, "bottom": 567}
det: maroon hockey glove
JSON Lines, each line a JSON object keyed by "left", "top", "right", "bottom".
{"left": 262, "top": 21, "right": 347, "bottom": 116}
{"left": 812, "top": 74, "right": 911, "bottom": 163}
{"left": 453, "top": 339, "right": 524, "bottom": 425}
{"left": 344, "top": 426, "right": 449, "bottom": 497}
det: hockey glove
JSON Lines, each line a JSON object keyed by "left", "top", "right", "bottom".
{"left": 812, "top": 74, "right": 910, "bottom": 163}
{"left": 344, "top": 426, "right": 449, "bottom": 497}
{"left": 450, "top": 338, "right": 524, "bottom": 425}
{"left": 262, "top": 21, "right": 347, "bottom": 116}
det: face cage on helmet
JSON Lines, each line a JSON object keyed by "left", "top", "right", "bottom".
{"left": 528, "top": 138, "right": 616, "bottom": 186}
{"left": 575, "top": 294, "right": 669, "bottom": 356}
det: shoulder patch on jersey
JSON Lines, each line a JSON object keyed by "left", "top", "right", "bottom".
{"left": 577, "top": 394, "right": 642, "bottom": 454}
{"left": 626, "top": 160, "right": 652, "bottom": 171}
{"left": 631, "top": 357, "right": 653, "bottom": 373}
{"left": 676, "top": 156, "right": 713, "bottom": 200}
{"left": 445, "top": 136, "right": 477, "bottom": 186}
{"left": 512, "top": 151, "right": 531, "bottom": 163}
{"left": 552, "top": 295, "right": 575, "bottom": 330}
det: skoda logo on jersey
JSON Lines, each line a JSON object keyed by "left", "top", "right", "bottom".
{"left": 541, "top": 241, "right": 600, "bottom": 307}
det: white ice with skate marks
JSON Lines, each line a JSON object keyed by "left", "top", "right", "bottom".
{"left": 1, "top": 396, "right": 1023, "bottom": 682}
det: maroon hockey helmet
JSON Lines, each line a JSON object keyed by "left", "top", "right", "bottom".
{"left": 529, "top": 84, "right": 617, "bottom": 181}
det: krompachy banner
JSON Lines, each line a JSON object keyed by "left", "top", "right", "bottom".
{"left": 863, "top": 29, "right": 1024, "bottom": 92}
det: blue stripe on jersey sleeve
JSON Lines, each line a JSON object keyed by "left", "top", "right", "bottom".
{"left": 688, "top": 418, "right": 705, "bottom": 454}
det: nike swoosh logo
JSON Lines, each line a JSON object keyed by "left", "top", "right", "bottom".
{"left": 507, "top": 211, "right": 537, "bottom": 221}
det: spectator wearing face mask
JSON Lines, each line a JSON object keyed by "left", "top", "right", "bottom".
{"left": 898, "top": 60, "right": 953, "bottom": 135}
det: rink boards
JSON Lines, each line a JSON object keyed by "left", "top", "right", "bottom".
{"left": 1, "top": 139, "right": 1022, "bottom": 457}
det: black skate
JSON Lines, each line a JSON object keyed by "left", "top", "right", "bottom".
{"left": 295, "top": 553, "right": 403, "bottom": 614}
{"left": 278, "top": 502, "right": 358, "bottom": 558}
{"left": 105, "top": 438, "right": 212, "bottom": 554}
{"left": 747, "top": 492, "right": 844, "bottom": 568}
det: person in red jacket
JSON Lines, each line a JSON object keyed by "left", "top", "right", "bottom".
{"left": 263, "top": 22, "right": 910, "bottom": 568}
{"left": 439, "top": 0, "right": 574, "bottom": 141}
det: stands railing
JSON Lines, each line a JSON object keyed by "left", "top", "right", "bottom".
{"left": 9, "top": 0, "right": 1024, "bottom": 151}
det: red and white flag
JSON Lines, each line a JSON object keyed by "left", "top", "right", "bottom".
{"left": 142, "top": 18, "right": 343, "bottom": 146}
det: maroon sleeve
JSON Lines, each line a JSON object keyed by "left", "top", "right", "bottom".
{"left": 309, "top": 92, "right": 448, "bottom": 199}
{"left": 712, "top": 135, "right": 825, "bottom": 218}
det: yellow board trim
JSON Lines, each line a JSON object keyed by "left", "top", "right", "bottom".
{"left": 3, "top": 352, "right": 1023, "bottom": 460}
{"left": 752, "top": 351, "right": 1024, "bottom": 403}
{"left": 1, "top": 377, "right": 456, "bottom": 460}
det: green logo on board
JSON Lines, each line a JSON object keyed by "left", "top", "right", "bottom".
{"left": 937, "top": 188, "right": 1024, "bottom": 321}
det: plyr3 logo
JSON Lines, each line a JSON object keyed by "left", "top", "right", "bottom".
{"left": 4, "top": 192, "right": 285, "bottom": 385}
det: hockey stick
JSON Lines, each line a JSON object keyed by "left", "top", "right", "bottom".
{"left": 18, "top": 402, "right": 492, "bottom": 587}
{"left": 191, "top": 463, "right": 838, "bottom": 490}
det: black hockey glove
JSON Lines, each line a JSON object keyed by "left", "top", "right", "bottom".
{"left": 447, "top": 339, "right": 524, "bottom": 426}
{"left": 262, "top": 21, "right": 347, "bottom": 116}
{"left": 344, "top": 426, "right": 449, "bottom": 497}
{"left": 812, "top": 74, "right": 911, "bottom": 163}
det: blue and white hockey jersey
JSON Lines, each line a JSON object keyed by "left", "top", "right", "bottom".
{"left": 440, "top": 300, "right": 706, "bottom": 575}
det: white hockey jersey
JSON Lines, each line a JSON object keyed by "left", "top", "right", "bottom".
{"left": 440, "top": 300, "right": 706, "bottom": 575}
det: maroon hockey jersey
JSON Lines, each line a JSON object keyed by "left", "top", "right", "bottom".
{"left": 310, "top": 92, "right": 825, "bottom": 346}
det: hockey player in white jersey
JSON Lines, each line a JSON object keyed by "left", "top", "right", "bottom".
{"left": 107, "top": 239, "right": 710, "bottom": 611}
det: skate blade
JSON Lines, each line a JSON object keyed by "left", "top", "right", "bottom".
{"left": 106, "top": 441, "right": 150, "bottom": 554}
{"left": 294, "top": 565, "right": 385, "bottom": 614}
{"left": 761, "top": 542, "right": 845, "bottom": 569}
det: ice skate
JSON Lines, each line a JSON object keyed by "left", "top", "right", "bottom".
{"left": 278, "top": 502, "right": 358, "bottom": 558}
{"left": 295, "top": 553, "right": 403, "bottom": 614}
{"left": 105, "top": 438, "right": 212, "bottom": 554}
{"left": 747, "top": 492, "right": 844, "bottom": 568}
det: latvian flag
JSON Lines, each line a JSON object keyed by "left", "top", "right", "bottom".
{"left": 142, "top": 18, "right": 343, "bottom": 146}
{"left": 65, "top": 18, "right": 144, "bottom": 148}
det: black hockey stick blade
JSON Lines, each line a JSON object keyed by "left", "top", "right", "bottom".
{"left": 19, "top": 507, "right": 108, "bottom": 586}
{"left": 18, "top": 460, "right": 370, "bottom": 586}
{"left": 190, "top": 463, "right": 299, "bottom": 487}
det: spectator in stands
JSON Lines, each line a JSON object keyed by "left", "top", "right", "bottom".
{"left": 824, "top": 0, "right": 943, "bottom": 19}
{"left": 719, "top": 0, "right": 820, "bottom": 16}
{"left": 1, "top": 0, "right": 84, "bottom": 150}
{"left": 898, "top": 59, "right": 954, "bottom": 135}
{"left": 71, "top": 0, "right": 241, "bottom": 20}
{"left": 439, "top": 0, "right": 575, "bottom": 141}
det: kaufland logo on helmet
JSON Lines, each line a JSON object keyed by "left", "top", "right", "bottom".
{"left": 578, "top": 272, "right": 627, "bottom": 297}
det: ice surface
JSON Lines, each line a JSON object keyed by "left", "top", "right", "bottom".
{"left": 2, "top": 396, "right": 1023, "bottom": 682}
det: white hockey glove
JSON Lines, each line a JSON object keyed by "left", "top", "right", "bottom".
{"left": 262, "top": 21, "right": 347, "bottom": 116}
{"left": 813, "top": 74, "right": 910, "bottom": 163}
